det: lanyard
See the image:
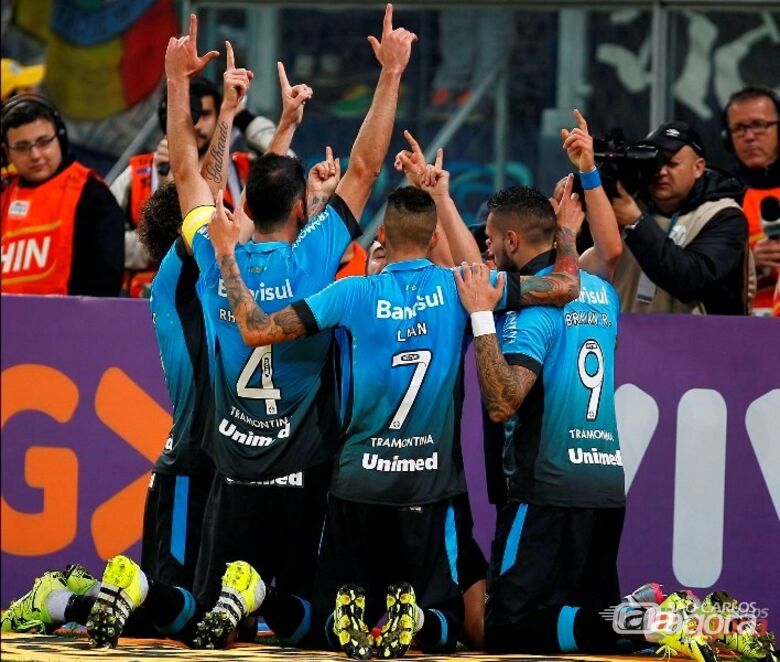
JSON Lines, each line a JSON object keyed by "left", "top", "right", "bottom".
{"left": 666, "top": 212, "right": 680, "bottom": 237}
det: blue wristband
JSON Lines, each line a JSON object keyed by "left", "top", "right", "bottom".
{"left": 579, "top": 167, "right": 601, "bottom": 190}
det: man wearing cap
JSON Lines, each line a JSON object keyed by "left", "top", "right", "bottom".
{"left": 1, "top": 95, "right": 124, "bottom": 296}
{"left": 610, "top": 120, "right": 749, "bottom": 315}
{"left": 722, "top": 86, "right": 780, "bottom": 316}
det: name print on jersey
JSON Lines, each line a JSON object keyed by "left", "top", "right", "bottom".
{"left": 376, "top": 285, "right": 445, "bottom": 320}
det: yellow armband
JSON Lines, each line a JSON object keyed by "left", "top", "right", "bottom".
{"left": 182, "top": 205, "right": 216, "bottom": 246}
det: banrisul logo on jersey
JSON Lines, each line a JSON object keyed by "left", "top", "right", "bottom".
{"left": 375, "top": 286, "right": 445, "bottom": 319}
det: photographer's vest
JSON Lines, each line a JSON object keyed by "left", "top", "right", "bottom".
{"left": 615, "top": 198, "right": 743, "bottom": 314}
{"left": 128, "top": 151, "right": 251, "bottom": 226}
{"left": 1, "top": 162, "right": 93, "bottom": 295}
{"left": 742, "top": 186, "right": 780, "bottom": 316}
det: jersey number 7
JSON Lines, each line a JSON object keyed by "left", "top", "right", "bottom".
{"left": 389, "top": 350, "right": 432, "bottom": 430}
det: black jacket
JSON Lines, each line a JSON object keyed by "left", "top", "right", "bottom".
{"left": 733, "top": 157, "right": 780, "bottom": 190}
{"left": 625, "top": 168, "right": 748, "bottom": 315}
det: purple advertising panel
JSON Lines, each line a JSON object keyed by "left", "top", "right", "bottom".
{"left": 2, "top": 295, "right": 779, "bottom": 625}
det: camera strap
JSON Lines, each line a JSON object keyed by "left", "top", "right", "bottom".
{"left": 637, "top": 212, "right": 680, "bottom": 304}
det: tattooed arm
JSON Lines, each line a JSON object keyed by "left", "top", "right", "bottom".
{"left": 201, "top": 42, "right": 252, "bottom": 199}
{"left": 473, "top": 336, "right": 538, "bottom": 422}
{"left": 454, "top": 263, "right": 539, "bottom": 421}
{"left": 219, "top": 253, "right": 308, "bottom": 346}
{"left": 507, "top": 223, "right": 580, "bottom": 308}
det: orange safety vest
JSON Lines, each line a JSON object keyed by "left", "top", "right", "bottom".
{"left": 742, "top": 186, "right": 780, "bottom": 315}
{"left": 125, "top": 151, "right": 252, "bottom": 297}
{"left": 1, "top": 162, "right": 93, "bottom": 295}
{"left": 128, "top": 151, "right": 252, "bottom": 226}
{"left": 336, "top": 242, "right": 367, "bottom": 279}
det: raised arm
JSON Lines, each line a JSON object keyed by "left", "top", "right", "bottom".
{"left": 561, "top": 108, "right": 622, "bottom": 281}
{"left": 201, "top": 41, "right": 253, "bottom": 200}
{"left": 208, "top": 191, "right": 308, "bottom": 346}
{"left": 266, "top": 61, "right": 313, "bottom": 156}
{"left": 455, "top": 263, "right": 538, "bottom": 421}
{"left": 335, "top": 4, "right": 417, "bottom": 221}
{"left": 307, "top": 146, "right": 341, "bottom": 218}
{"left": 396, "top": 133, "right": 482, "bottom": 264}
{"left": 166, "top": 15, "right": 220, "bottom": 223}
{"left": 505, "top": 174, "right": 582, "bottom": 308}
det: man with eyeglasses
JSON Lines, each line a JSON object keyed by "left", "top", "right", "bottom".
{"left": 609, "top": 120, "right": 749, "bottom": 314}
{"left": 1, "top": 95, "right": 124, "bottom": 296}
{"left": 723, "top": 85, "right": 780, "bottom": 316}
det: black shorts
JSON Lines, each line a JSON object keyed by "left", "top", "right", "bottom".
{"left": 313, "top": 495, "right": 465, "bottom": 631}
{"left": 141, "top": 471, "right": 214, "bottom": 590}
{"left": 192, "top": 463, "right": 331, "bottom": 607}
{"left": 485, "top": 502, "right": 624, "bottom": 639}
{"left": 452, "top": 492, "right": 488, "bottom": 593}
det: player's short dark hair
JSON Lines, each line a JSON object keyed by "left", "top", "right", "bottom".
{"left": 137, "top": 182, "right": 182, "bottom": 263}
{"left": 383, "top": 186, "right": 437, "bottom": 249}
{"left": 191, "top": 75, "right": 222, "bottom": 110}
{"left": 487, "top": 185, "right": 556, "bottom": 246}
{"left": 245, "top": 153, "right": 306, "bottom": 231}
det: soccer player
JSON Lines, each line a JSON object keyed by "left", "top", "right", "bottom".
{"left": 449, "top": 110, "right": 714, "bottom": 661}
{"left": 204, "top": 155, "right": 583, "bottom": 659}
{"left": 119, "top": 8, "right": 419, "bottom": 652}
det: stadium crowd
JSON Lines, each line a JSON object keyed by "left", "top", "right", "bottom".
{"left": 1, "top": 5, "right": 778, "bottom": 662}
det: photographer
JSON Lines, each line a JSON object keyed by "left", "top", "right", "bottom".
{"left": 610, "top": 121, "right": 749, "bottom": 315}
{"left": 723, "top": 86, "right": 780, "bottom": 316}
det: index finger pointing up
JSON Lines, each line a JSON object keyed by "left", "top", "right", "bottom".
{"left": 226, "top": 41, "right": 235, "bottom": 70}
{"left": 403, "top": 130, "right": 422, "bottom": 156}
{"left": 573, "top": 108, "right": 588, "bottom": 132}
{"left": 434, "top": 147, "right": 444, "bottom": 170}
{"left": 325, "top": 145, "right": 334, "bottom": 164}
{"left": 383, "top": 4, "right": 394, "bottom": 35}
{"left": 189, "top": 13, "right": 198, "bottom": 42}
{"left": 277, "top": 61, "right": 290, "bottom": 90}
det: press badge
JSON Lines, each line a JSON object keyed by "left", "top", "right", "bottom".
{"left": 636, "top": 271, "right": 656, "bottom": 304}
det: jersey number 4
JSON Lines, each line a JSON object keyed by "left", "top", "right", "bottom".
{"left": 577, "top": 339, "right": 604, "bottom": 421}
{"left": 236, "top": 345, "right": 281, "bottom": 415}
{"left": 389, "top": 350, "right": 432, "bottom": 430}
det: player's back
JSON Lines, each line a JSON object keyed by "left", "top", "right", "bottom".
{"left": 149, "top": 238, "right": 212, "bottom": 476}
{"left": 318, "top": 259, "right": 469, "bottom": 506}
{"left": 191, "top": 199, "right": 360, "bottom": 481}
{"left": 501, "top": 269, "right": 624, "bottom": 508}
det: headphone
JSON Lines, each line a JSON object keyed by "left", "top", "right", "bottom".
{"left": 721, "top": 85, "right": 780, "bottom": 152}
{"left": 1, "top": 93, "right": 68, "bottom": 165}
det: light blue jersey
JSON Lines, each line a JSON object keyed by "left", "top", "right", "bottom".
{"left": 148, "top": 238, "right": 212, "bottom": 476}
{"left": 498, "top": 268, "right": 625, "bottom": 508}
{"left": 302, "top": 259, "right": 469, "bottom": 506}
{"left": 189, "top": 195, "right": 360, "bottom": 480}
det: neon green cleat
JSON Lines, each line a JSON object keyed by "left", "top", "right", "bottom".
{"left": 86, "top": 555, "right": 147, "bottom": 648}
{"left": 333, "top": 584, "right": 373, "bottom": 660}
{"left": 192, "top": 561, "right": 263, "bottom": 649}
{"left": 63, "top": 563, "right": 97, "bottom": 596}
{"left": 701, "top": 592, "right": 778, "bottom": 662}
{"left": 375, "top": 582, "right": 418, "bottom": 659}
{"left": 0, "top": 571, "right": 68, "bottom": 633}
{"left": 648, "top": 591, "right": 718, "bottom": 662}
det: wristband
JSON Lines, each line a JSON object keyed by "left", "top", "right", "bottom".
{"left": 470, "top": 311, "right": 496, "bottom": 337}
{"left": 579, "top": 167, "right": 601, "bottom": 190}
